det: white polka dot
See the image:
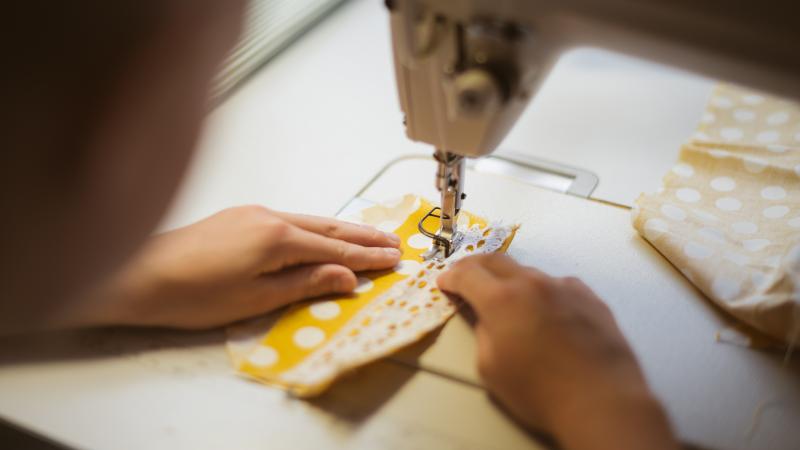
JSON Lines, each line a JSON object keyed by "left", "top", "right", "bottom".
{"left": 383, "top": 196, "right": 405, "bottom": 208}
{"left": 715, "top": 197, "right": 742, "bottom": 211}
{"left": 248, "top": 346, "right": 278, "bottom": 367}
{"left": 701, "top": 112, "right": 715, "bottom": 124}
{"left": 407, "top": 233, "right": 431, "bottom": 249}
{"left": 733, "top": 109, "right": 756, "bottom": 122}
{"left": 694, "top": 132, "right": 711, "bottom": 141}
{"left": 676, "top": 188, "right": 701, "bottom": 203}
{"left": 293, "top": 326, "right": 326, "bottom": 349}
{"left": 767, "top": 111, "right": 790, "bottom": 126}
{"left": 683, "top": 241, "right": 713, "bottom": 259}
{"left": 643, "top": 218, "right": 669, "bottom": 240}
{"left": 756, "top": 130, "right": 780, "bottom": 144}
{"left": 712, "top": 96, "right": 734, "bottom": 109}
{"left": 743, "top": 156, "right": 768, "bottom": 173}
{"left": 354, "top": 277, "right": 374, "bottom": 293}
{"left": 761, "top": 185, "right": 786, "bottom": 200}
{"left": 310, "top": 301, "right": 341, "bottom": 320}
{"left": 661, "top": 204, "right": 687, "bottom": 221}
{"left": 762, "top": 205, "right": 789, "bottom": 219}
{"left": 712, "top": 275, "right": 741, "bottom": 302}
{"left": 720, "top": 127, "right": 743, "bottom": 141}
{"left": 376, "top": 221, "right": 402, "bottom": 233}
{"left": 742, "top": 94, "right": 764, "bottom": 105}
{"left": 764, "top": 254, "right": 782, "bottom": 268}
{"left": 751, "top": 272, "right": 768, "bottom": 290}
{"left": 671, "top": 163, "right": 694, "bottom": 178}
{"left": 692, "top": 209, "right": 719, "bottom": 223}
{"left": 743, "top": 239, "right": 771, "bottom": 252}
{"left": 710, "top": 177, "right": 736, "bottom": 192}
{"left": 731, "top": 221, "right": 758, "bottom": 234}
{"left": 767, "top": 144, "right": 788, "bottom": 153}
{"left": 394, "top": 259, "right": 421, "bottom": 275}
{"left": 788, "top": 217, "right": 800, "bottom": 229}
{"left": 723, "top": 251, "right": 750, "bottom": 267}
{"left": 746, "top": 240, "right": 770, "bottom": 257}
{"left": 709, "top": 149, "right": 731, "bottom": 159}
{"left": 697, "top": 227, "right": 725, "bottom": 244}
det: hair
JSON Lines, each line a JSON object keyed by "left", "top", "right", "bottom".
{"left": 0, "top": 1, "right": 181, "bottom": 333}
{"left": 0, "top": 1, "right": 165, "bottom": 184}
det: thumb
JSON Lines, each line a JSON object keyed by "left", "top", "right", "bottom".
{"left": 437, "top": 260, "right": 504, "bottom": 321}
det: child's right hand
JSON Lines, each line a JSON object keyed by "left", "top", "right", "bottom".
{"left": 438, "top": 254, "right": 679, "bottom": 450}
{"left": 56, "top": 206, "right": 401, "bottom": 330}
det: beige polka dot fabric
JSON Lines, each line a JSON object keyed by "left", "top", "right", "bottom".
{"left": 633, "top": 85, "right": 800, "bottom": 344}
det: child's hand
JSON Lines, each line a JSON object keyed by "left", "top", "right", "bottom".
{"left": 437, "top": 254, "right": 678, "bottom": 450}
{"left": 60, "top": 206, "right": 401, "bottom": 330}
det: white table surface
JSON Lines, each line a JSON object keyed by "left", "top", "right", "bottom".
{"left": 1, "top": 0, "right": 795, "bottom": 449}
{"left": 361, "top": 157, "right": 800, "bottom": 450}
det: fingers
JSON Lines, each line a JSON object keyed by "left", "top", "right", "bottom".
{"left": 438, "top": 254, "right": 522, "bottom": 294}
{"left": 460, "top": 253, "right": 551, "bottom": 281}
{"left": 274, "top": 212, "right": 401, "bottom": 248}
{"left": 270, "top": 226, "right": 402, "bottom": 272}
{"left": 464, "top": 253, "right": 522, "bottom": 277}
{"left": 438, "top": 254, "right": 550, "bottom": 320}
{"left": 252, "top": 264, "right": 357, "bottom": 313}
{"left": 437, "top": 257, "right": 508, "bottom": 318}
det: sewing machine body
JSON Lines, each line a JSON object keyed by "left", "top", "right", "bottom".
{"left": 389, "top": 0, "right": 800, "bottom": 257}
{"left": 391, "top": 0, "right": 800, "bottom": 155}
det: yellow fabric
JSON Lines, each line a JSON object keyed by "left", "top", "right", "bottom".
{"left": 633, "top": 85, "right": 800, "bottom": 344}
{"left": 227, "top": 195, "right": 518, "bottom": 396}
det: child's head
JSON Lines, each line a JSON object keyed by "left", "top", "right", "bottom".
{"left": 0, "top": 0, "right": 244, "bottom": 332}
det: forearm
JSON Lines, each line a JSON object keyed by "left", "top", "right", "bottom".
{"left": 551, "top": 386, "right": 678, "bottom": 450}
{"left": 48, "top": 258, "right": 153, "bottom": 330}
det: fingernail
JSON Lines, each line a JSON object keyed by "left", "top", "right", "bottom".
{"left": 384, "top": 232, "right": 401, "bottom": 245}
{"left": 383, "top": 247, "right": 401, "bottom": 257}
{"left": 336, "top": 274, "right": 356, "bottom": 292}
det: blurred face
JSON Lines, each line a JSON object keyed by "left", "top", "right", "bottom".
{"left": 0, "top": 0, "right": 244, "bottom": 332}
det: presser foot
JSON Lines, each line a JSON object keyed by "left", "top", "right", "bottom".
{"left": 417, "top": 206, "right": 462, "bottom": 260}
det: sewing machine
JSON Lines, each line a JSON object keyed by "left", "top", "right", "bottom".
{"left": 0, "top": 1, "right": 798, "bottom": 449}
{"left": 387, "top": 0, "right": 800, "bottom": 258}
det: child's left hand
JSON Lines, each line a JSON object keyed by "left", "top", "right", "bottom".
{"left": 55, "top": 205, "right": 401, "bottom": 330}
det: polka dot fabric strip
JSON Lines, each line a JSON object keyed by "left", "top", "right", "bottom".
{"left": 227, "top": 195, "right": 518, "bottom": 396}
{"left": 633, "top": 84, "right": 800, "bottom": 343}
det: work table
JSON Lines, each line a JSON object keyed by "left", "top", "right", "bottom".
{"left": 1, "top": 1, "right": 797, "bottom": 449}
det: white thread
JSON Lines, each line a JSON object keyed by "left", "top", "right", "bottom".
{"left": 745, "top": 398, "right": 793, "bottom": 442}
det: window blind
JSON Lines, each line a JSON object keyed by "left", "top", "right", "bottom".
{"left": 213, "top": 0, "right": 346, "bottom": 99}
